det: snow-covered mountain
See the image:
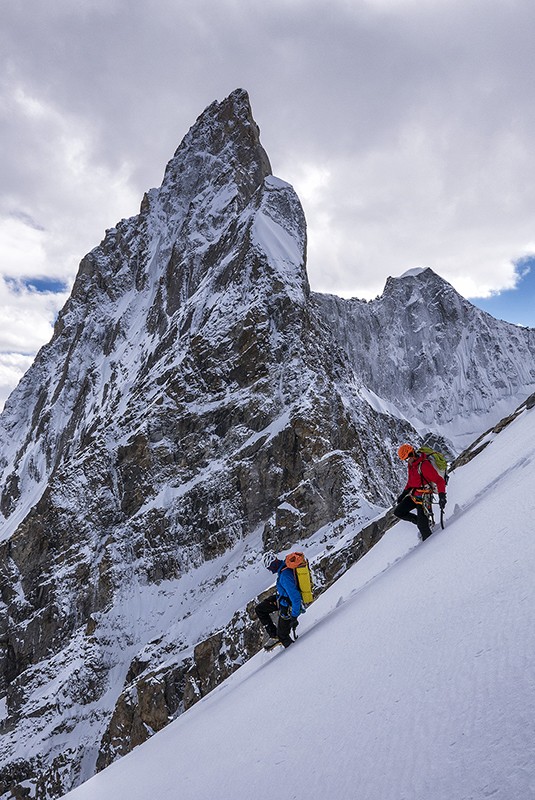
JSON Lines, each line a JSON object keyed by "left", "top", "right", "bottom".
{"left": 62, "top": 391, "right": 535, "bottom": 800}
{"left": 317, "top": 268, "right": 535, "bottom": 449}
{"left": 1, "top": 88, "right": 534, "bottom": 798}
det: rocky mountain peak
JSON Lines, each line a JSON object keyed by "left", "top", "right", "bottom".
{"left": 161, "top": 87, "right": 272, "bottom": 203}
{"left": 0, "top": 89, "right": 303, "bottom": 535}
{"left": 384, "top": 265, "right": 463, "bottom": 305}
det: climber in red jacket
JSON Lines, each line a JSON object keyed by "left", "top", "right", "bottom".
{"left": 393, "top": 443, "right": 447, "bottom": 540}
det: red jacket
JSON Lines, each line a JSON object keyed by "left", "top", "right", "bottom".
{"left": 405, "top": 453, "right": 446, "bottom": 494}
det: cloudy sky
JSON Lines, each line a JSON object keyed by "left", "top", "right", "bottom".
{"left": 1, "top": 0, "right": 535, "bottom": 407}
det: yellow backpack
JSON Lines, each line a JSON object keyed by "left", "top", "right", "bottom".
{"left": 285, "top": 552, "right": 314, "bottom": 605}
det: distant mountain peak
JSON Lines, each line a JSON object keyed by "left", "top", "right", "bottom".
{"left": 384, "top": 266, "right": 448, "bottom": 292}
{"left": 399, "top": 266, "right": 431, "bottom": 279}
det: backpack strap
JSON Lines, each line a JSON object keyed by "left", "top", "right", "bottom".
{"left": 416, "top": 455, "right": 431, "bottom": 488}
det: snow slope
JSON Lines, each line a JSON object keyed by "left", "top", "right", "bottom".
{"left": 62, "top": 400, "right": 535, "bottom": 800}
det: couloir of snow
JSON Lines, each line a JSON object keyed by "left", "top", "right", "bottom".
{"left": 62, "top": 399, "right": 535, "bottom": 800}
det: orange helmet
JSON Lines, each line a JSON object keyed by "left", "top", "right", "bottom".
{"left": 397, "top": 443, "right": 415, "bottom": 461}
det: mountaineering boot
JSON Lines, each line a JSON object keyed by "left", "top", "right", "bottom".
{"left": 420, "top": 523, "right": 434, "bottom": 541}
{"left": 263, "top": 636, "right": 282, "bottom": 650}
{"left": 260, "top": 621, "right": 277, "bottom": 642}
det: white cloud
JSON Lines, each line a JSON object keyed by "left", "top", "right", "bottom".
{"left": 1, "top": 82, "right": 139, "bottom": 286}
{"left": 285, "top": 115, "right": 535, "bottom": 300}
{"left": 0, "top": 278, "right": 67, "bottom": 352}
{"left": 0, "top": 217, "right": 49, "bottom": 278}
{"left": 0, "top": 352, "right": 35, "bottom": 411}
{"left": 0, "top": 274, "right": 68, "bottom": 408}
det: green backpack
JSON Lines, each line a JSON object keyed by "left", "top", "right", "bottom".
{"left": 417, "top": 446, "right": 448, "bottom": 479}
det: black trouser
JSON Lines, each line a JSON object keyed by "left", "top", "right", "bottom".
{"left": 393, "top": 494, "right": 432, "bottom": 540}
{"left": 255, "top": 595, "right": 295, "bottom": 647}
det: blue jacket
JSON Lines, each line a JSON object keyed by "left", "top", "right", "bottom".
{"left": 276, "top": 564, "right": 303, "bottom": 617}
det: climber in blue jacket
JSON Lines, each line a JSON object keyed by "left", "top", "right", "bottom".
{"left": 255, "top": 556, "right": 302, "bottom": 649}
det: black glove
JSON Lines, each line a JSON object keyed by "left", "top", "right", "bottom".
{"left": 396, "top": 489, "right": 410, "bottom": 504}
{"left": 438, "top": 493, "right": 447, "bottom": 509}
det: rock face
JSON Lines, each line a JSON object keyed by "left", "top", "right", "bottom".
{"left": 1, "top": 90, "right": 535, "bottom": 799}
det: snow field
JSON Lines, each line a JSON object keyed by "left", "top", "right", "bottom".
{"left": 63, "top": 404, "right": 535, "bottom": 799}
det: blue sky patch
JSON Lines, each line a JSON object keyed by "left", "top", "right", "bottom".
{"left": 470, "top": 257, "right": 535, "bottom": 328}
{"left": 5, "top": 276, "right": 68, "bottom": 294}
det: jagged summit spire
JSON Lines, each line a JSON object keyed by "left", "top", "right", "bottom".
{"left": 156, "top": 88, "right": 272, "bottom": 214}
{"left": 176, "top": 88, "right": 268, "bottom": 164}
{"left": 0, "top": 88, "right": 308, "bottom": 533}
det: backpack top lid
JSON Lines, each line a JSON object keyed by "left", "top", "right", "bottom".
{"left": 285, "top": 552, "right": 306, "bottom": 569}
